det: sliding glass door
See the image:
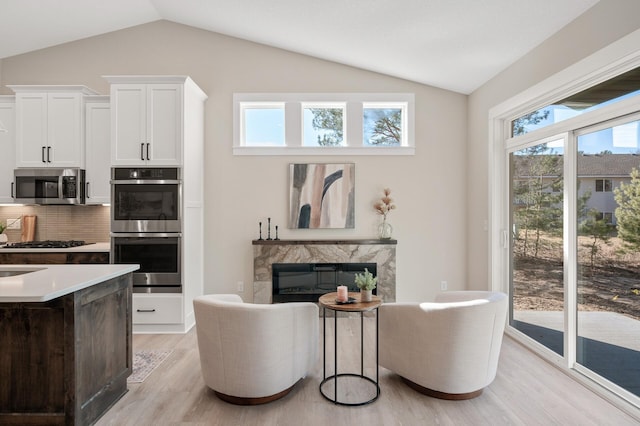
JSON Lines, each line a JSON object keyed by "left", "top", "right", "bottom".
{"left": 575, "top": 117, "right": 640, "bottom": 397}
{"left": 507, "top": 116, "right": 640, "bottom": 399}
{"left": 509, "top": 138, "right": 565, "bottom": 355}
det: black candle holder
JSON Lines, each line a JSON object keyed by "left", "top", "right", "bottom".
{"left": 275, "top": 225, "right": 280, "bottom": 240}
{"left": 258, "top": 221, "right": 263, "bottom": 240}
{"left": 266, "top": 218, "right": 273, "bottom": 240}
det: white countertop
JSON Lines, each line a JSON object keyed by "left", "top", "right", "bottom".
{"left": 0, "top": 264, "right": 139, "bottom": 302}
{"left": 0, "top": 242, "right": 110, "bottom": 253}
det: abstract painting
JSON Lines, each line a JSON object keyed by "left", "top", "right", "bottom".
{"left": 289, "top": 163, "right": 355, "bottom": 229}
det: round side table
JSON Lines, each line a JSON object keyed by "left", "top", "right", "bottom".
{"left": 318, "top": 291, "right": 382, "bottom": 406}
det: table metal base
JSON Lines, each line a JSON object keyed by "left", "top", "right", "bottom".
{"left": 320, "top": 373, "right": 380, "bottom": 406}
{"left": 320, "top": 307, "right": 380, "bottom": 406}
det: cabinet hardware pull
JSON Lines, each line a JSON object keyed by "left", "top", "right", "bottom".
{"left": 136, "top": 309, "right": 156, "bottom": 313}
{"left": 146, "top": 143, "right": 150, "bottom": 161}
{"left": 11, "top": 182, "right": 14, "bottom": 198}
{"left": 47, "top": 146, "right": 52, "bottom": 163}
{"left": 86, "top": 182, "right": 91, "bottom": 199}
{"left": 140, "top": 143, "right": 145, "bottom": 161}
{"left": 42, "top": 146, "right": 46, "bottom": 163}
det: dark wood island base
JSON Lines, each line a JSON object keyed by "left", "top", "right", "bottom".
{"left": 0, "top": 273, "right": 132, "bottom": 425}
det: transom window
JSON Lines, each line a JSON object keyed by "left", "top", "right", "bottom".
{"left": 233, "top": 93, "right": 414, "bottom": 156}
{"left": 240, "top": 102, "right": 285, "bottom": 146}
{"left": 302, "top": 103, "right": 345, "bottom": 147}
{"left": 363, "top": 103, "right": 405, "bottom": 146}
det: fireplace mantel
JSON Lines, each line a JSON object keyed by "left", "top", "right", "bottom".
{"left": 253, "top": 239, "right": 397, "bottom": 245}
{"left": 252, "top": 239, "right": 396, "bottom": 304}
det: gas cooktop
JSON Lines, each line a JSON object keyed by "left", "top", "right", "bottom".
{"left": 2, "top": 240, "right": 87, "bottom": 249}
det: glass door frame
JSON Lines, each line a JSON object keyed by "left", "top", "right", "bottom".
{"left": 493, "top": 96, "right": 640, "bottom": 413}
{"left": 489, "top": 44, "right": 640, "bottom": 414}
{"left": 505, "top": 132, "right": 574, "bottom": 364}
{"left": 570, "top": 112, "right": 640, "bottom": 395}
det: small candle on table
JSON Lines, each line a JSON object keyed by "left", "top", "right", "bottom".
{"left": 337, "top": 285, "right": 348, "bottom": 302}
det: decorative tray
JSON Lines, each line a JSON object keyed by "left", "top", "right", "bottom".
{"left": 335, "top": 297, "right": 356, "bottom": 305}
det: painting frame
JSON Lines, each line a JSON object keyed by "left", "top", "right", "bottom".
{"left": 288, "top": 163, "right": 355, "bottom": 229}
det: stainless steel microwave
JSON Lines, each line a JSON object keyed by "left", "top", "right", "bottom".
{"left": 13, "top": 168, "right": 85, "bottom": 205}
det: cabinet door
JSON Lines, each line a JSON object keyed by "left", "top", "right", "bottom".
{"left": 48, "top": 93, "right": 83, "bottom": 167}
{"left": 111, "top": 85, "right": 147, "bottom": 165}
{"left": 0, "top": 100, "right": 16, "bottom": 203}
{"left": 85, "top": 102, "right": 111, "bottom": 204}
{"left": 147, "top": 84, "right": 182, "bottom": 165}
{"left": 15, "top": 93, "right": 48, "bottom": 167}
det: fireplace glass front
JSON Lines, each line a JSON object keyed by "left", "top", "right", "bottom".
{"left": 272, "top": 262, "right": 377, "bottom": 303}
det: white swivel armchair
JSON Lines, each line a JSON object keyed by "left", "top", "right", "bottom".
{"left": 379, "top": 291, "right": 507, "bottom": 400}
{"left": 193, "top": 294, "right": 319, "bottom": 405}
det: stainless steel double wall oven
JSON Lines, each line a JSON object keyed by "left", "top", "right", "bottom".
{"left": 111, "top": 167, "right": 182, "bottom": 293}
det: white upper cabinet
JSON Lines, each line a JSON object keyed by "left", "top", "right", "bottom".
{"left": 108, "top": 79, "right": 183, "bottom": 166}
{"left": 85, "top": 97, "right": 111, "bottom": 204}
{"left": 0, "top": 97, "right": 16, "bottom": 203}
{"left": 9, "top": 86, "right": 98, "bottom": 168}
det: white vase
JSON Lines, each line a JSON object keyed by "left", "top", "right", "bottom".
{"left": 0, "top": 233, "right": 7, "bottom": 245}
{"left": 360, "top": 289, "right": 373, "bottom": 302}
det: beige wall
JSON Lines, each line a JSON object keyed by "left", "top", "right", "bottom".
{"left": 466, "top": 0, "right": 640, "bottom": 290}
{"left": 0, "top": 21, "right": 467, "bottom": 302}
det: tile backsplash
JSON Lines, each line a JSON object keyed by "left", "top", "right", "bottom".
{"left": 0, "top": 205, "right": 110, "bottom": 243}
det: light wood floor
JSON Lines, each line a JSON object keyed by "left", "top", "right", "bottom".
{"left": 97, "top": 318, "right": 639, "bottom": 425}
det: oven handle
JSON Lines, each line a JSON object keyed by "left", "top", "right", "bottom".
{"left": 110, "top": 179, "right": 182, "bottom": 185}
{"left": 111, "top": 232, "right": 182, "bottom": 238}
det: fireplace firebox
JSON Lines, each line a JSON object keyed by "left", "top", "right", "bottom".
{"left": 272, "top": 263, "right": 377, "bottom": 303}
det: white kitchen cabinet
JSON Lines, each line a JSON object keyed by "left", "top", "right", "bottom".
{"left": 132, "top": 294, "right": 184, "bottom": 326}
{"left": 106, "top": 75, "right": 207, "bottom": 333}
{"left": 0, "top": 97, "right": 16, "bottom": 203}
{"left": 85, "top": 97, "right": 111, "bottom": 204}
{"left": 9, "top": 86, "right": 98, "bottom": 168}
{"left": 107, "top": 79, "right": 183, "bottom": 166}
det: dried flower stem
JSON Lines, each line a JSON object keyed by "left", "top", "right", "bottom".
{"left": 374, "top": 188, "right": 396, "bottom": 220}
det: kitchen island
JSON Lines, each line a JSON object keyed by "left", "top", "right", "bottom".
{"left": 0, "top": 264, "right": 138, "bottom": 425}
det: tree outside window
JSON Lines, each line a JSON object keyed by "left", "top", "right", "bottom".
{"left": 304, "top": 106, "right": 344, "bottom": 146}
{"left": 363, "top": 107, "right": 403, "bottom": 146}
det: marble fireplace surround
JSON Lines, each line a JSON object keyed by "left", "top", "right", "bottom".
{"left": 253, "top": 239, "right": 397, "bottom": 304}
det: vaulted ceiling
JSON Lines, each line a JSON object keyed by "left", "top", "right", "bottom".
{"left": 0, "top": 0, "right": 599, "bottom": 94}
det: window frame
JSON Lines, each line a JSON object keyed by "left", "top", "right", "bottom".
{"left": 233, "top": 93, "right": 415, "bottom": 156}
{"left": 595, "top": 178, "right": 613, "bottom": 192}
